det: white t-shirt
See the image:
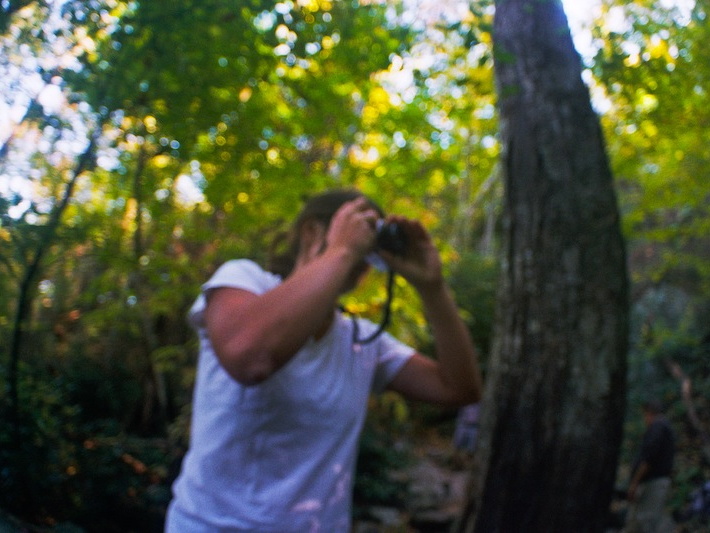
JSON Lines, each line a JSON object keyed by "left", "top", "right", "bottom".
{"left": 167, "top": 260, "right": 415, "bottom": 532}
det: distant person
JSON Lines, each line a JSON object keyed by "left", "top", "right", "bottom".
{"left": 165, "top": 189, "right": 482, "bottom": 532}
{"left": 624, "top": 399, "right": 675, "bottom": 533}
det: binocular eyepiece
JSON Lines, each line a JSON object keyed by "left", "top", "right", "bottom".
{"left": 375, "top": 220, "right": 407, "bottom": 256}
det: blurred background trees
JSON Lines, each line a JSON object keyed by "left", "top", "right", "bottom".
{"left": 1, "top": 0, "right": 709, "bottom": 530}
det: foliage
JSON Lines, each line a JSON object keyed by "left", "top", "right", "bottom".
{"left": 448, "top": 251, "right": 499, "bottom": 360}
{"left": 589, "top": 0, "right": 710, "bottom": 515}
{"left": 592, "top": 0, "right": 710, "bottom": 294}
{"left": 354, "top": 393, "right": 413, "bottom": 515}
{"left": 0, "top": 358, "right": 172, "bottom": 530}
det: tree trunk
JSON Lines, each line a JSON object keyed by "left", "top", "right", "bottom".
{"left": 456, "top": 1, "right": 629, "bottom": 531}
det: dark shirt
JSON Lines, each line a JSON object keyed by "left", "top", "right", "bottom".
{"left": 633, "top": 417, "right": 674, "bottom": 482}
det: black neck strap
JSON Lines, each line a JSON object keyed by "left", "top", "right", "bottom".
{"left": 349, "top": 269, "right": 396, "bottom": 345}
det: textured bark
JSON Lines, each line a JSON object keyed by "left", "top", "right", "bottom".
{"left": 455, "top": 1, "right": 629, "bottom": 531}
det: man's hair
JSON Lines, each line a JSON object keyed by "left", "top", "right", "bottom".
{"left": 267, "top": 189, "right": 383, "bottom": 277}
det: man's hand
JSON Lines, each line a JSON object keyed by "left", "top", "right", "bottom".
{"left": 378, "top": 216, "right": 444, "bottom": 293}
{"left": 381, "top": 215, "right": 482, "bottom": 407}
{"left": 325, "top": 197, "right": 379, "bottom": 263}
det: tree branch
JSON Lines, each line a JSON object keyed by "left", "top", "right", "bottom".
{"left": 7, "top": 126, "right": 99, "bottom": 445}
{"left": 664, "top": 358, "right": 710, "bottom": 464}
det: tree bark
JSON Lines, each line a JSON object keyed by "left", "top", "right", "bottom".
{"left": 456, "top": 1, "right": 629, "bottom": 531}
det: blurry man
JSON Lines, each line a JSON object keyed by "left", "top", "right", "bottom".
{"left": 624, "top": 399, "right": 675, "bottom": 533}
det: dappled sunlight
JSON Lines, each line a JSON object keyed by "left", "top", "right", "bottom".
{"left": 0, "top": 0, "right": 709, "bottom": 530}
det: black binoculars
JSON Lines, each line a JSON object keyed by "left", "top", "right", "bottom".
{"left": 375, "top": 220, "right": 407, "bottom": 256}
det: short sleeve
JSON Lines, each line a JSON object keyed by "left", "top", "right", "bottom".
{"left": 187, "top": 259, "right": 281, "bottom": 329}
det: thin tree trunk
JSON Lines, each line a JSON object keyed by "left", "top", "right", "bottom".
{"left": 128, "top": 143, "right": 169, "bottom": 433}
{"left": 456, "top": 1, "right": 629, "bottom": 531}
{"left": 7, "top": 130, "right": 98, "bottom": 445}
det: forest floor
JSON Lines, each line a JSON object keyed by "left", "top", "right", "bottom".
{"left": 3, "top": 422, "right": 706, "bottom": 532}
{"left": 352, "top": 423, "right": 700, "bottom": 533}
{"left": 355, "top": 427, "right": 474, "bottom": 533}
{"left": 0, "top": 425, "right": 470, "bottom": 533}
